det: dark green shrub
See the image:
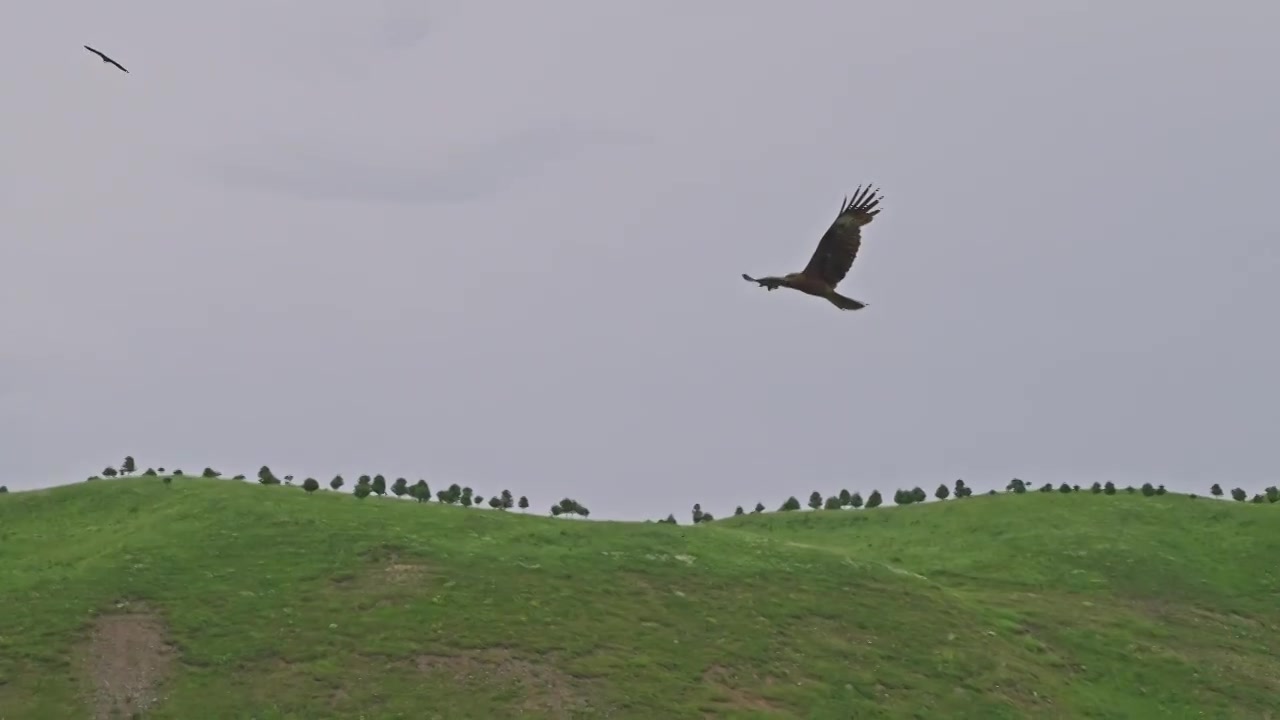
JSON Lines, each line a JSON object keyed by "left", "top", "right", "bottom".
{"left": 257, "top": 466, "right": 278, "bottom": 485}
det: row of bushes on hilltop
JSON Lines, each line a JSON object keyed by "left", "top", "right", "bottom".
{"left": 82, "top": 457, "right": 592, "bottom": 518}
{"left": 665, "top": 479, "right": 982, "bottom": 524}
{"left": 665, "top": 478, "right": 1280, "bottom": 524}
{"left": 11, "top": 455, "right": 1277, "bottom": 522}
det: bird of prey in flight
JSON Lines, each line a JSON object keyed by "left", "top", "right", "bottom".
{"left": 83, "top": 45, "right": 129, "bottom": 74}
{"left": 742, "top": 184, "right": 884, "bottom": 311}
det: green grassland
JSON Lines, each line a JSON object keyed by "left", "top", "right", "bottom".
{"left": 0, "top": 477, "right": 1276, "bottom": 719}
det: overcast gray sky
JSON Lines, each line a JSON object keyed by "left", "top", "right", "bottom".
{"left": 4, "top": 1, "right": 1279, "bottom": 518}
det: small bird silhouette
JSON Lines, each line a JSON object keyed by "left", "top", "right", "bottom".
{"left": 83, "top": 45, "right": 129, "bottom": 74}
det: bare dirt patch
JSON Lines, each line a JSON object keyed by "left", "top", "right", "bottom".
{"left": 330, "top": 558, "right": 434, "bottom": 592}
{"left": 330, "top": 559, "right": 436, "bottom": 612}
{"left": 80, "top": 607, "right": 177, "bottom": 720}
{"left": 415, "top": 648, "right": 593, "bottom": 716}
{"left": 328, "top": 571, "right": 357, "bottom": 587}
{"left": 383, "top": 563, "right": 428, "bottom": 583}
{"left": 701, "top": 664, "right": 786, "bottom": 714}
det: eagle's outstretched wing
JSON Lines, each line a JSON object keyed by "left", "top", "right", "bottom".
{"left": 84, "top": 45, "right": 129, "bottom": 73}
{"left": 800, "top": 184, "right": 883, "bottom": 289}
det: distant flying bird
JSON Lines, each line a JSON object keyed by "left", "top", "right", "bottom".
{"left": 742, "top": 184, "right": 884, "bottom": 311}
{"left": 83, "top": 45, "right": 129, "bottom": 74}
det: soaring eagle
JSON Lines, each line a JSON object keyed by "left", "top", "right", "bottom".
{"left": 83, "top": 45, "right": 129, "bottom": 74}
{"left": 742, "top": 184, "right": 884, "bottom": 311}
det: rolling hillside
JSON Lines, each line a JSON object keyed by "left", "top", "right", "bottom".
{"left": 0, "top": 477, "right": 1276, "bottom": 719}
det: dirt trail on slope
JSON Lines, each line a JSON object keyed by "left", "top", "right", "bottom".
{"left": 81, "top": 607, "right": 176, "bottom": 719}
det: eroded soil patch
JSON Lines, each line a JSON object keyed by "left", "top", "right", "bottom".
{"left": 701, "top": 664, "right": 787, "bottom": 714}
{"left": 80, "top": 607, "right": 177, "bottom": 720}
{"left": 383, "top": 562, "right": 429, "bottom": 583}
{"left": 332, "top": 552, "right": 434, "bottom": 589}
{"left": 416, "top": 648, "right": 593, "bottom": 716}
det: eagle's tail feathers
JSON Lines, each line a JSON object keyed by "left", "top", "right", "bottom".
{"left": 827, "top": 291, "right": 867, "bottom": 311}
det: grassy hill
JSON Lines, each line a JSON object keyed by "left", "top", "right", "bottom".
{"left": 0, "top": 478, "right": 1276, "bottom": 719}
